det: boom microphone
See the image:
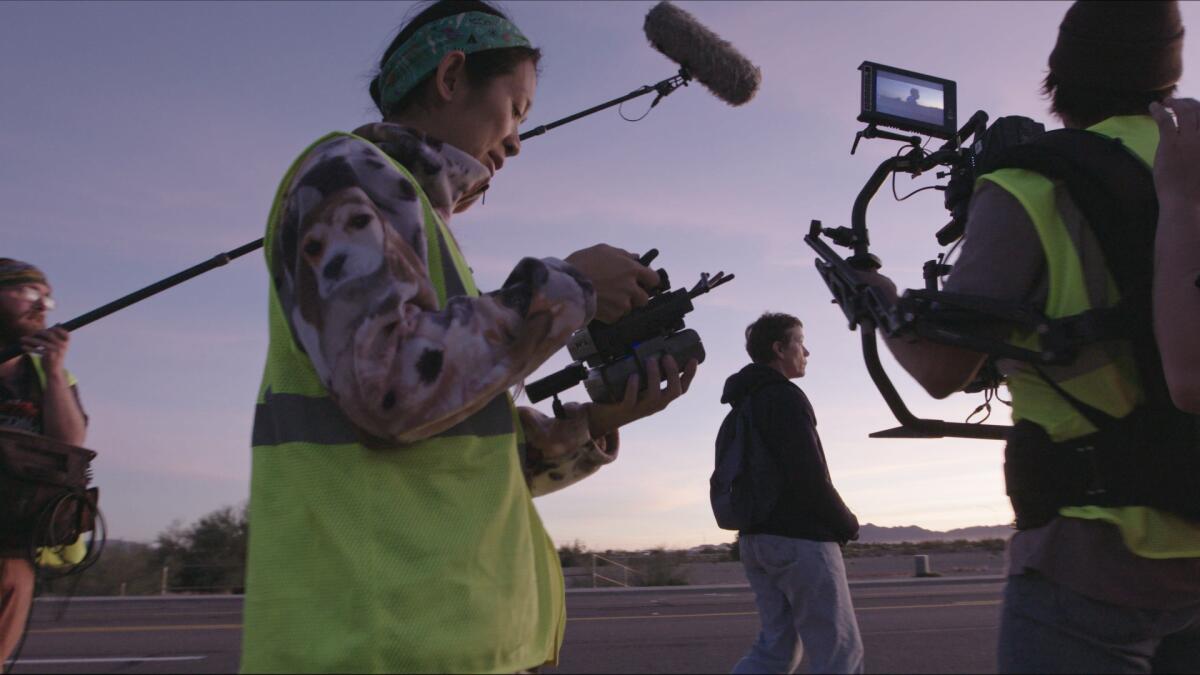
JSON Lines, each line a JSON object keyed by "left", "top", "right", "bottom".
{"left": 643, "top": 1, "right": 762, "bottom": 106}
{"left": 15, "top": 6, "right": 760, "bottom": 367}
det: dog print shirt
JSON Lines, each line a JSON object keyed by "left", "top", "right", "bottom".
{"left": 268, "top": 123, "right": 617, "bottom": 496}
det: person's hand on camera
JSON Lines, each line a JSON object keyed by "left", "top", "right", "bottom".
{"left": 587, "top": 355, "right": 698, "bottom": 438}
{"left": 21, "top": 327, "right": 70, "bottom": 377}
{"left": 1150, "top": 97, "right": 1200, "bottom": 214}
{"left": 565, "top": 244, "right": 662, "bottom": 323}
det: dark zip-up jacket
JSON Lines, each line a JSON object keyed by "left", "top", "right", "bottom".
{"left": 720, "top": 364, "right": 859, "bottom": 543}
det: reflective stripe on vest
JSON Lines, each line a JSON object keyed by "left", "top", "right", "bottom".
{"left": 251, "top": 388, "right": 514, "bottom": 447}
{"left": 979, "top": 116, "right": 1157, "bottom": 442}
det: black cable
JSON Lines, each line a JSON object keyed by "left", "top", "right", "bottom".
{"left": 30, "top": 491, "right": 106, "bottom": 581}
{"left": 895, "top": 184, "right": 943, "bottom": 201}
{"left": 889, "top": 145, "right": 908, "bottom": 201}
{"left": 3, "top": 490, "right": 105, "bottom": 673}
{"left": 966, "top": 387, "right": 994, "bottom": 424}
{"left": 890, "top": 143, "right": 944, "bottom": 202}
{"left": 617, "top": 97, "right": 655, "bottom": 122}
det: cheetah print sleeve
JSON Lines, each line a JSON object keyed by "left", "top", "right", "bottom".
{"left": 270, "top": 133, "right": 596, "bottom": 444}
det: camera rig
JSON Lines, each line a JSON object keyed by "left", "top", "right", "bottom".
{"left": 806, "top": 62, "right": 1116, "bottom": 440}
{"left": 526, "top": 250, "right": 733, "bottom": 410}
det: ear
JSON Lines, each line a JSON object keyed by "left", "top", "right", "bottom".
{"left": 432, "top": 51, "right": 469, "bottom": 103}
{"left": 772, "top": 340, "right": 786, "bottom": 359}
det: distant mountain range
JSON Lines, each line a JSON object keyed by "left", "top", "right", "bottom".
{"left": 856, "top": 523, "right": 1013, "bottom": 544}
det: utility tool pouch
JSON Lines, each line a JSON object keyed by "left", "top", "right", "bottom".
{"left": 1005, "top": 407, "right": 1200, "bottom": 530}
{"left": 0, "top": 428, "right": 98, "bottom": 555}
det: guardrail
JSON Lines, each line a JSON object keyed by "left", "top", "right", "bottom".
{"left": 589, "top": 554, "right": 644, "bottom": 588}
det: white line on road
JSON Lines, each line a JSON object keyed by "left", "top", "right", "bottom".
{"left": 6, "top": 656, "right": 207, "bottom": 665}
{"left": 863, "top": 625, "right": 997, "bottom": 636}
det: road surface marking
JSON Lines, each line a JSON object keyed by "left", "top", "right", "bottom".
{"left": 24, "top": 600, "right": 1002, "bottom": 633}
{"left": 864, "top": 625, "right": 997, "bottom": 636}
{"left": 571, "top": 611, "right": 757, "bottom": 622}
{"left": 5, "top": 656, "right": 206, "bottom": 665}
{"left": 859, "top": 600, "right": 1000, "bottom": 611}
{"left": 44, "top": 610, "right": 243, "bottom": 619}
{"left": 28, "top": 623, "right": 241, "bottom": 635}
{"left": 569, "top": 600, "right": 999, "bottom": 622}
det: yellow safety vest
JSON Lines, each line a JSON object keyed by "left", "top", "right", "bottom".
{"left": 981, "top": 115, "right": 1200, "bottom": 558}
{"left": 241, "top": 133, "right": 564, "bottom": 673}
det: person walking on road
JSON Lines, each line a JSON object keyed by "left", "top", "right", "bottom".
{"left": 719, "top": 312, "right": 863, "bottom": 675}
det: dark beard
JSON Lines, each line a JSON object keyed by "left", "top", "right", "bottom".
{"left": 0, "top": 314, "right": 39, "bottom": 350}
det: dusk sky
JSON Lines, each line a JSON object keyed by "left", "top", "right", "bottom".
{"left": 4, "top": 1, "right": 1197, "bottom": 550}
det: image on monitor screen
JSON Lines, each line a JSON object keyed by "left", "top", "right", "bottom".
{"left": 875, "top": 71, "right": 945, "bottom": 127}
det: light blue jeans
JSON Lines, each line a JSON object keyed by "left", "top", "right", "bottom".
{"left": 732, "top": 534, "right": 864, "bottom": 674}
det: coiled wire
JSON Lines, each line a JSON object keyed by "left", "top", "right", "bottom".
{"left": 3, "top": 488, "right": 105, "bottom": 674}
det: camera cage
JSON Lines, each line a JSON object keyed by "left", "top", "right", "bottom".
{"left": 525, "top": 268, "right": 734, "bottom": 408}
{"left": 810, "top": 86, "right": 1086, "bottom": 441}
{"left": 858, "top": 61, "right": 958, "bottom": 141}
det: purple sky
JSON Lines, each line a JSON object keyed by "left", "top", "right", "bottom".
{"left": 4, "top": 1, "right": 1197, "bottom": 549}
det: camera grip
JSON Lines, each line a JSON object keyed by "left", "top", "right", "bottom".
{"left": 584, "top": 330, "right": 706, "bottom": 404}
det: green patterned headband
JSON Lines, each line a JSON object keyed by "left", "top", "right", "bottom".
{"left": 379, "top": 11, "right": 532, "bottom": 117}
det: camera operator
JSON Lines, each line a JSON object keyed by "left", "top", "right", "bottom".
{"left": 860, "top": 2, "right": 1200, "bottom": 671}
{"left": 241, "top": 2, "right": 698, "bottom": 672}
{"left": 1150, "top": 96, "right": 1200, "bottom": 413}
{"left": 0, "top": 258, "right": 87, "bottom": 662}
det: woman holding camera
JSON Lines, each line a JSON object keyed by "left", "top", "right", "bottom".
{"left": 241, "top": 1, "right": 696, "bottom": 672}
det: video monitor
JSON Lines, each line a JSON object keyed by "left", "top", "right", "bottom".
{"left": 858, "top": 62, "right": 957, "bottom": 140}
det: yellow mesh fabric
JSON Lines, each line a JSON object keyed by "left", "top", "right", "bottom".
{"left": 242, "top": 133, "right": 564, "bottom": 673}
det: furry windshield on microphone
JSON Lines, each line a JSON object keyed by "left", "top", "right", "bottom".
{"left": 643, "top": 1, "right": 762, "bottom": 106}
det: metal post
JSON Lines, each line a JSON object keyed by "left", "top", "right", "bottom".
{"left": 160, "top": 566, "right": 169, "bottom": 595}
{"left": 119, "top": 582, "right": 127, "bottom": 597}
{"left": 914, "top": 555, "right": 932, "bottom": 577}
{"left": 591, "top": 555, "right": 597, "bottom": 589}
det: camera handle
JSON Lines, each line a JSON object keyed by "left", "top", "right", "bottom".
{"left": 807, "top": 224, "right": 1012, "bottom": 440}
{"left": 850, "top": 124, "right": 922, "bottom": 155}
{"left": 843, "top": 112, "right": 990, "bottom": 270}
{"left": 525, "top": 364, "right": 588, "bottom": 405}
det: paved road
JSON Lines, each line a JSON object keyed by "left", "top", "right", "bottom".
{"left": 7, "top": 578, "right": 1004, "bottom": 674}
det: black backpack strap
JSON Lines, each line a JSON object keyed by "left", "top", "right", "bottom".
{"left": 983, "top": 128, "right": 1171, "bottom": 408}
{"left": 984, "top": 128, "right": 1158, "bottom": 291}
